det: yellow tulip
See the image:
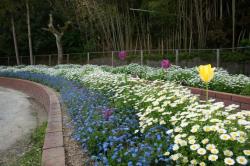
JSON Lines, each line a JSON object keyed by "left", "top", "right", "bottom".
{"left": 198, "top": 64, "right": 215, "bottom": 83}
{"left": 198, "top": 64, "right": 215, "bottom": 101}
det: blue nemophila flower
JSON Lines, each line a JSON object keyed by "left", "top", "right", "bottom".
{"left": 168, "top": 144, "right": 174, "bottom": 152}
{"left": 128, "top": 161, "right": 133, "bottom": 166}
{"left": 156, "top": 133, "right": 161, "bottom": 140}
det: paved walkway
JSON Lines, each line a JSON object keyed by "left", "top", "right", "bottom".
{"left": 0, "top": 87, "right": 41, "bottom": 151}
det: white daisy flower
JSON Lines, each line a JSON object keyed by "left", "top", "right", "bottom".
{"left": 164, "top": 151, "right": 170, "bottom": 156}
{"left": 173, "top": 144, "right": 179, "bottom": 151}
{"left": 189, "top": 139, "right": 196, "bottom": 145}
{"left": 218, "top": 128, "right": 227, "bottom": 134}
{"left": 208, "top": 154, "right": 218, "bottom": 161}
{"left": 170, "top": 153, "right": 182, "bottom": 161}
{"left": 174, "top": 127, "right": 182, "bottom": 133}
{"left": 237, "top": 137, "right": 246, "bottom": 143}
{"left": 224, "top": 158, "right": 235, "bottom": 165}
{"left": 199, "top": 162, "right": 206, "bottom": 166}
{"left": 201, "top": 139, "right": 209, "bottom": 144}
{"left": 236, "top": 156, "right": 248, "bottom": 165}
{"left": 180, "top": 140, "right": 188, "bottom": 147}
{"left": 188, "top": 135, "right": 196, "bottom": 140}
{"left": 243, "top": 150, "right": 250, "bottom": 156}
{"left": 211, "top": 148, "right": 219, "bottom": 154}
{"left": 206, "top": 144, "right": 216, "bottom": 151}
{"left": 220, "top": 134, "right": 231, "bottom": 140}
{"left": 190, "top": 144, "right": 200, "bottom": 151}
{"left": 224, "top": 150, "right": 233, "bottom": 157}
{"left": 182, "top": 157, "right": 189, "bottom": 163}
{"left": 190, "top": 159, "right": 198, "bottom": 165}
{"left": 191, "top": 128, "right": 198, "bottom": 133}
{"left": 197, "top": 148, "right": 206, "bottom": 155}
{"left": 203, "top": 126, "right": 211, "bottom": 132}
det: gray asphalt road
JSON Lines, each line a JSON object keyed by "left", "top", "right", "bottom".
{"left": 0, "top": 87, "right": 37, "bottom": 151}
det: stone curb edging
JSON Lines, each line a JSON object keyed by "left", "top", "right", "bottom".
{"left": 0, "top": 77, "right": 65, "bottom": 166}
{"left": 189, "top": 87, "right": 250, "bottom": 110}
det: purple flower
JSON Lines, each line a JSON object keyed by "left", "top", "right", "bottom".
{"left": 102, "top": 108, "right": 113, "bottom": 121}
{"left": 161, "top": 59, "right": 171, "bottom": 69}
{"left": 118, "top": 51, "right": 127, "bottom": 60}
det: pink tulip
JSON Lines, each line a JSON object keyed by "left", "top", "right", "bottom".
{"left": 161, "top": 59, "right": 171, "bottom": 69}
{"left": 118, "top": 51, "right": 127, "bottom": 60}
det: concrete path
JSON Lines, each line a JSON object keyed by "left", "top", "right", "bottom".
{"left": 0, "top": 87, "right": 45, "bottom": 152}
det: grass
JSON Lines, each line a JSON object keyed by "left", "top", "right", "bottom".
{"left": 15, "top": 122, "right": 47, "bottom": 166}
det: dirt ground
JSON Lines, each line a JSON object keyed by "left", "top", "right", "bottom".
{"left": 0, "top": 87, "right": 93, "bottom": 166}
{"left": 62, "top": 103, "right": 93, "bottom": 166}
{"left": 0, "top": 87, "right": 47, "bottom": 165}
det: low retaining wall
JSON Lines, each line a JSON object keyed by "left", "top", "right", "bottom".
{"left": 190, "top": 87, "right": 250, "bottom": 110}
{"left": 0, "top": 77, "right": 65, "bottom": 166}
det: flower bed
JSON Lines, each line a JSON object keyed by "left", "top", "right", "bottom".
{"left": 101, "top": 64, "right": 250, "bottom": 96}
{"left": 0, "top": 65, "right": 249, "bottom": 165}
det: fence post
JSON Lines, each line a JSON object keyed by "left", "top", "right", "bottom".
{"left": 216, "top": 49, "right": 220, "bottom": 67}
{"left": 140, "top": 50, "right": 143, "bottom": 65}
{"left": 7, "top": 57, "right": 10, "bottom": 66}
{"left": 49, "top": 55, "right": 52, "bottom": 66}
{"left": 175, "top": 49, "right": 179, "bottom": 66}
{"left": 67, "top": 54, "right": 69, "bottom": 64}
{"left": 87, "top": 52, "right": 90, "bottom": 64}
{"left": 79, "top": 53, "right": 82, "bottom": 65}
{"left": 111, "top": 51, "right": 114, "bottom": 67}
{"left": 20, "top": 56, "right": 23, "bottom": 65}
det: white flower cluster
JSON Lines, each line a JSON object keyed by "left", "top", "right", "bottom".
{"left": 104, "top": 64, "right": 250, "bottom": 94}
{"left": 166, "top": 101, "right": 250, "bottom": 165}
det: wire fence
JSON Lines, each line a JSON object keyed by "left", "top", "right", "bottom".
{"left": 0, "top": 47, "right": 250, "bottom": 75}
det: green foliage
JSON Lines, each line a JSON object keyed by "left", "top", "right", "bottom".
{"left": 241, "top": 84, "right": 250, "bottom": 96}
{"left": 240, "top": 39, "right": 250, "bottom": 47}
{"left": 17, "top": 123, "right": 47, "bottom": 166}
{"left": 221, "top": 51, "right": 250, "bottom": 62}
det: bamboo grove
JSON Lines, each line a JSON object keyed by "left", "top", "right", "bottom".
{"left": 73, "top": 0, "right": 250, "bottom": 51}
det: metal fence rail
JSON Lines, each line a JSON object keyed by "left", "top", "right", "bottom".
{"left": 0, "top": 46, "right": 250, "bottom": 75}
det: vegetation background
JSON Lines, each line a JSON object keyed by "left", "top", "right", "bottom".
{"left": 0, "top": 0, "right": 250, "bottom": 60}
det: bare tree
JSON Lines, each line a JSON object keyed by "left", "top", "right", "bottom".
{"left": 43, "top": 14, "right": 70, "bottom": 64}
{"left": 26, "top": 0, "right": 33, "bottom": 65}
{"left": 232, "top": 0, "right": 236, "bottom": 49}
{"left": 11, "top": 15, "right": 20, "bottom": 65}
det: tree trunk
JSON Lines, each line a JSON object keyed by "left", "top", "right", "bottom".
{"left": 220, "top": 0, "right": 223, "bottom": 20}
{"left": 232, "top": 0, "right": 235, "bottom": 49}
{"left": 43, "top": 14, "right": 70, "bottom": 64}
{"left": 26, "top": 0, "right": 33, "bottom": 65}
{"left": 56, "top": 35, "right": 63, "bottom": 64}
{"left": 11, "top": 15, "right": 20, "bottom": 65}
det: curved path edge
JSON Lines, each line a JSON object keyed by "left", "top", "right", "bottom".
{"left": 0, "top": 77, "right": 65, "bottom": 166}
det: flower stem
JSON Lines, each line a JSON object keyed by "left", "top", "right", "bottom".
{"left": 125, "top": 73, "right": 128, "bottom": 84}
{"left": 206, "top": 83, "right": 209, "bottom": 101}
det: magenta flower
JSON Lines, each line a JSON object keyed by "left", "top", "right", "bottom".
{"left": 161, "top": 59, "right": 171, "bottom": 69}
{"left": 118, "top": 51, "right": 127, "bottom": 60}
{"left": 102, "top": 108, "right": 113, "bottom": 121}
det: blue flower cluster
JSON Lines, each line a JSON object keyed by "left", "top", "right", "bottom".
{"left": 0, "top": 71, "right": 172, "bottom": 165}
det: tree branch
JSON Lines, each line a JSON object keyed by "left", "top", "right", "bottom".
{"left": 43, "top": 13, "right": 70, "bottom": 37}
